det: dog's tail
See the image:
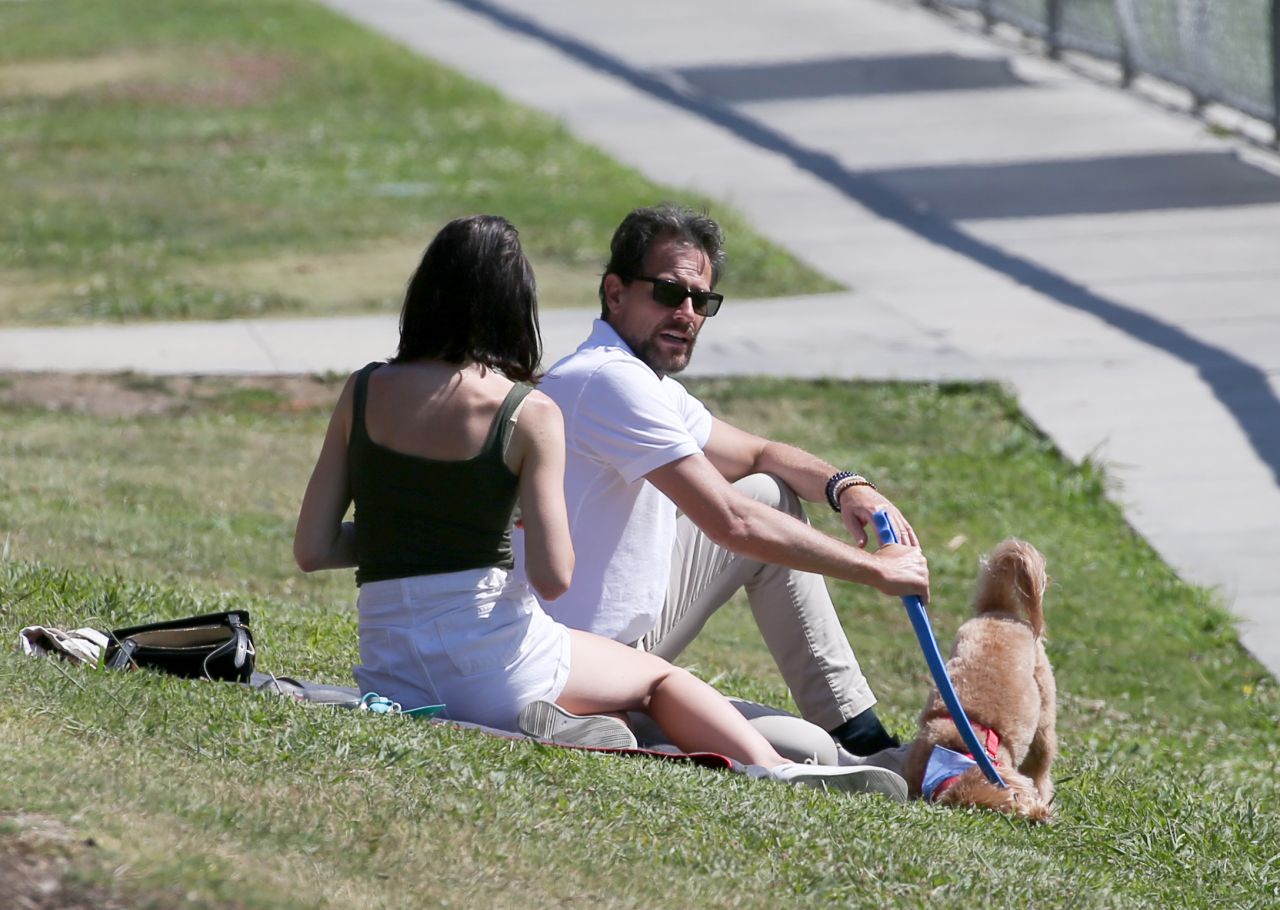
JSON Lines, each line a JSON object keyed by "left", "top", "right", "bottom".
{"left": 972, "top": 539, "right": 1047, "bottom": 637}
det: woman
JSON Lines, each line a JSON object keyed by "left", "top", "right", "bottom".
{"left": 293, "top": 215, "right": 904, "bottom": 797}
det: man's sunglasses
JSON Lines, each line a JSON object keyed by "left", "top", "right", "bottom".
{"left": 634, "top": 276, "right": 724, "bottom": 317}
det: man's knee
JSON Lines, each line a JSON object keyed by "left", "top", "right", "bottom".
{"left": 731, "top": 473, "right": 805, "bottom": 519}
{"left": 731, "top": 697, "right": 838, "bottom": 764}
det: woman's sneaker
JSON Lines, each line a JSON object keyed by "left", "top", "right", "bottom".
{"left": 517, "top": 701, "right": 638, "bottom": 750}
{"left": 748, "top": 761, "right": 908, "bottom": 802}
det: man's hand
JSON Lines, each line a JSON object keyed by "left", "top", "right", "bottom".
{"left": 838, "top": 485, "right": 919, "bottom": 549}
{"left": 869, "top": 542, "right": 930, "bottom": 604}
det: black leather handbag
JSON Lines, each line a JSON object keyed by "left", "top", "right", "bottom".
{"left": 104, "top": 610, "right": 256, "bottom": 683}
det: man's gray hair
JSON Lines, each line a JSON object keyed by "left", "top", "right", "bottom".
{"left": 599, "top": 203, "right": 726, "bottom": 317}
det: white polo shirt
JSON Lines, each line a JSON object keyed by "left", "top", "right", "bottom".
{"left": 529, "top": 319, "right": 713, "bottom": 642}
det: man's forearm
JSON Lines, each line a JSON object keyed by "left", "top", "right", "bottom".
{"left": 755, "top": 440, "right": 842, "bottom": 505}
{"left": 710, "top": 490, "right": 925, "bottom": 597}
{"left": 749, "top": 440, "right": 918, "bottom": 549}
{"left": 722, "top": 493, "right": 876, "bottom": 580}
{"left": 650, "top": 451, "right": 928, "bottom": 598}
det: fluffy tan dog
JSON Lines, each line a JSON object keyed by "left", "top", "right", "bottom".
{"left": 901, "top": 539, "right": 1057, "bottom": 822}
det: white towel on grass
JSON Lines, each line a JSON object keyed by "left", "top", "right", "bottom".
{"left": 18, "top": 626, "right": 109, "bottom": 665}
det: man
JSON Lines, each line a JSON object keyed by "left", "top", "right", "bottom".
{"left": 533, "top": 203, "right": 930, "bottom": 760}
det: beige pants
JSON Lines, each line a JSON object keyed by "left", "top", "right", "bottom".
{"left": 637, "top": 473, "right": 878, "bottom": 760}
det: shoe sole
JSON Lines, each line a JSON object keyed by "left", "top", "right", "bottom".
{"left": 517, "top": 701, "right": 638, "bottom": 750}
{"left": 787, "top": 766, "right": 909, "bottom": 802}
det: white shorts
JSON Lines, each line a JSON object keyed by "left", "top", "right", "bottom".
{"left": 354, "top": 567, "right": 571, "bottom": 732}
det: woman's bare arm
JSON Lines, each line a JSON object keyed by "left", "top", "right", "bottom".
{"left": 506, "top": 391, "right": 574, "bottom": 600}
{"left": 294, "top": 373, "right": 358, "bottom": 572}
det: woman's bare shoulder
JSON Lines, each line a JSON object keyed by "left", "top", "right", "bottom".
{"left": 506, "top": 387, "right": 564, "bottom": 464}
{"left": 517, "top": 388, "right": 563, "bottom": 424}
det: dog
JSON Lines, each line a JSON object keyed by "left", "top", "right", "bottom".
{"left": 901, "top": 538, "right": 1058, "bottom": 822}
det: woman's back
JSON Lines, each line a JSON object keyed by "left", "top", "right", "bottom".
{"left": 350, "top": 361, "right": 531, "bottom": 585}
{"left": 361, "top": 361, "right": 517, "bottom": 463}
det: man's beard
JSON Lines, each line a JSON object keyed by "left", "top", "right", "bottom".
{"left": 632, "top": 331, "right": 697, "bottom": 376}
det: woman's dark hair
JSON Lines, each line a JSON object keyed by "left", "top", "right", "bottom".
{"left": 599, "top": 203, "right": 726, "bottom": 317}
{"left": 393, "top": 215, "right": 541, "bottom": 382}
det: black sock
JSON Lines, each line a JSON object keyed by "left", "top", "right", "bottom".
{"left": 830, "top": 707, "right": 900, "bottom": 756}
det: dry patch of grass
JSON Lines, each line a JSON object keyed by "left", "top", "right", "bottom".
{"left": 0, "top": 50, "right": 292, "bottom": 107}
{"left": 0, "top": 242, "right": 600, "bottom": 325}
{"left": 531, "top": 254, "right": 604, "bottom": 309}
{"left": 190, "top": 241, "right": 601, "bottom": 314}
{"left": 105, "top": 51, "right": 293, "bottom": 108}
{"left": 186, "top": 243, "right": 424, "bottom": 317}
{"left": 0, "top": 51, "right": 178, "bottom": 98}
{"left": 0, "top": 371, "right": 341, "bottom": 419}
{"left": 0, "top": 273, "right": 65, "bottom": 324}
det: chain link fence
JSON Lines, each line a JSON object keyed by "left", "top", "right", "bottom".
{"left": 920, "top": 0, "right": 1280, "bottom": 143}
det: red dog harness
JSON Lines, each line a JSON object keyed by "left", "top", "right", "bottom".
{"left": 925, "top": 723, "right": 1003, "bottom": 802}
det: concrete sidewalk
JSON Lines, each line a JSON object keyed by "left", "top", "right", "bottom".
{"left": 5, "top": 0, "right": 1279, "bottom": 677}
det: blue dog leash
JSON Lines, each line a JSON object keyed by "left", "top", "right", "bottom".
{"left": 872, "top": 510, "right": 1005, "bottom": 788}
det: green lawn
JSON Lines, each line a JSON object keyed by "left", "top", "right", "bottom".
{"left": 3, "top": 0, "right": 1277, "bottom": 905}
{"left": 2, "top": 375, "right": 1276, "bottom": 909}
{"left": 0, "top": 0, "right": 838, "bottom": 324}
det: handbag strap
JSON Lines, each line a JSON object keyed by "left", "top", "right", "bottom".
{"left": 201, "top": 624, "right": 255, "bottom": 678}
{"left": 105, "top": 638, "right": 138, "bottom": 671}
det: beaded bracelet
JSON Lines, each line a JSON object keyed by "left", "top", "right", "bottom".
{"left": 825, "top": 470, "right": 877, "bottom": 512}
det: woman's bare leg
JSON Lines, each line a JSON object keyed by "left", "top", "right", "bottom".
{"left": 556, "top": 630, "right": 785, "bottom": 767}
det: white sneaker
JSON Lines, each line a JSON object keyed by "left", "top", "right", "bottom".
{"left": 517, "top": 701, "right": 638, "bottom": 750}
{"left": 748, "top": 761, "right": 909, "bottom": 802}
{"left": 836, "top": 742, "right": 912, "bottom": 777}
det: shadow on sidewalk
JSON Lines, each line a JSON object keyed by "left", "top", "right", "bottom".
{"left": 447, "top": 0, "right": 1280, "bottom": 486}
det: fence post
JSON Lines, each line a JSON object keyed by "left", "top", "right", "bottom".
{"left": 1272, "top": 0, "right": 1280, "bottom": 146}
{"left": 1114, "top": 0, "right": 1136, "bottom": 87}
{"left": 1047, "top": 0, "right": 1063, "bottom": 59}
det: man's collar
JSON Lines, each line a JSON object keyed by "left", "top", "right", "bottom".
{"left": 583, "top": 318, "right": 635, "bottom": 357}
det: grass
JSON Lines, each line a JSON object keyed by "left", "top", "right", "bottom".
{"left": 2, "top": 375, "right": 1277, "bottom": 909}
{"left": 0, "top": 0, "right": 840, "bottom": 325}
{"left": 3, "top": 0, "right": 1277, "bottom": 904}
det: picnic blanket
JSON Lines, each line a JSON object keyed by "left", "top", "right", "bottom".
{"left": 16, "top": 623, "right": 735, "bottom": 770}
{"left": 248, "top": 671, "right": 737, "bottom": 770}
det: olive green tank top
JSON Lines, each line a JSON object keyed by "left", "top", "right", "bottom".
{"left": 349, "top": 362, "right": 532, "bottom": 586}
